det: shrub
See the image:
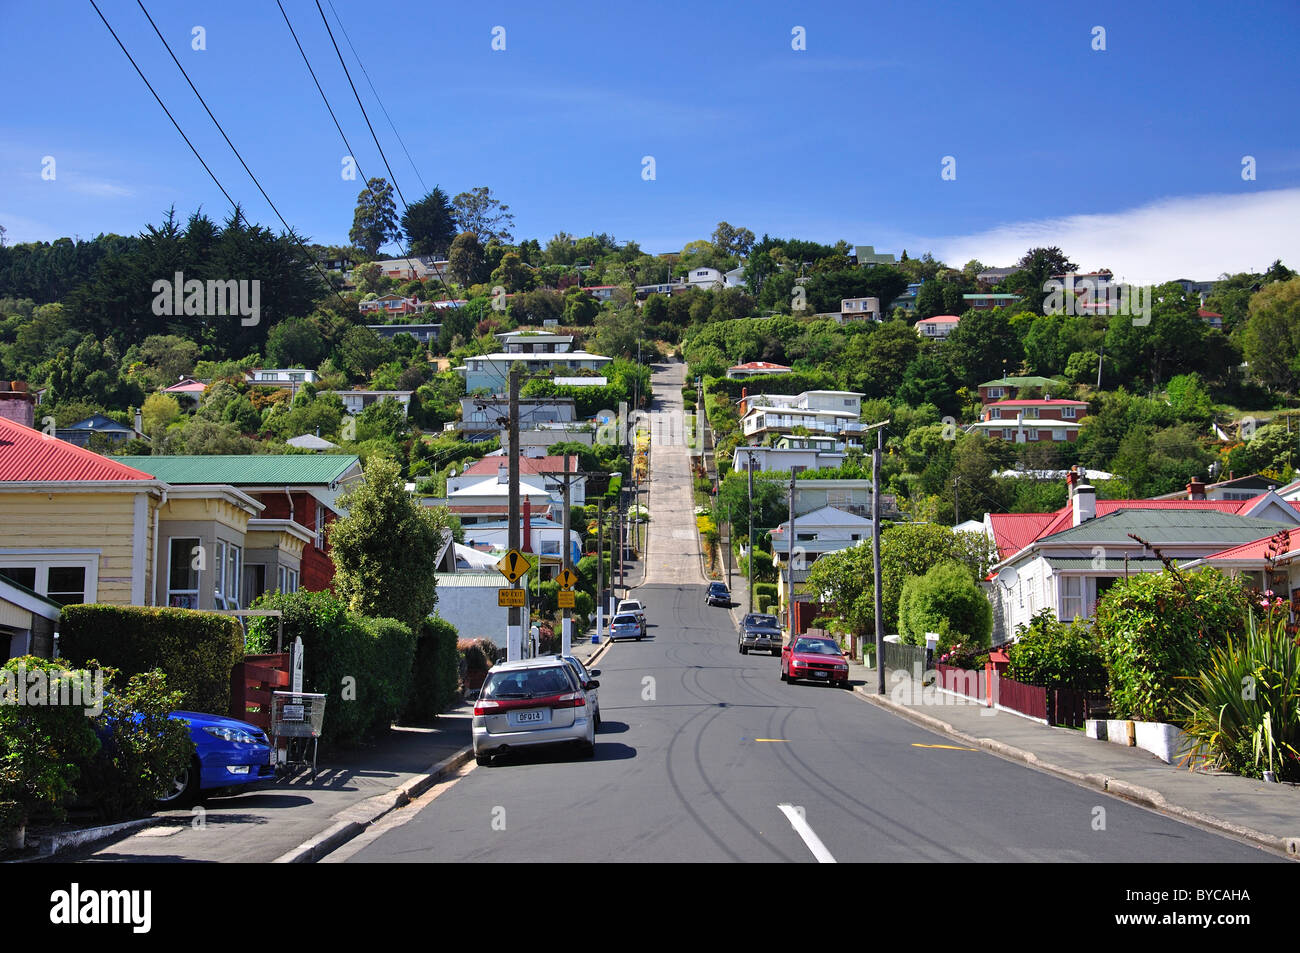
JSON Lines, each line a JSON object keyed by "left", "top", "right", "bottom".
{"left": 1007, "top": 609, "right": 1107, "bottom": 691}
{"left": 59, "top": 605, "right": 242, "bottom": 715}
{"left": 757, "top": 594, "right": 773, "bottom": 614}
{"left": 898, "top": 561, "right": 992, "bottom": 652}
{"left": 357, "top": 615, "right": 417, "bottom": 732}
{"left": 1180, "top": 609, "right": 1300, "bottom": 780}
{"left": 0, "top": 657, "right": 100, "bottom": 827}
{"left": 405, "top": 618, "right": 460, "bottom": 724}
{"left": 249, "top": 590, "right": 415, "bottom": 745}
{"left": 1093, "top": 568, "right": 1248, "bottom": 722}
{"left": 755, "top": 583, "right": 779, "bottom": 606}
{"left": 80, "top": 667, "right": 194, "bottom": 821}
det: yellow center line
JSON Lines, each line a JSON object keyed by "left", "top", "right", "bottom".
{"left": 912, "top": 743, "right": 978, "bottom": 751}
{"left": 756, "top": 738, "right": 788, "bottom": 743}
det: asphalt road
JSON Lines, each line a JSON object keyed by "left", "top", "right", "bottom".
{"left": 346, "top": 581, "right": 1277, "bottom": 863}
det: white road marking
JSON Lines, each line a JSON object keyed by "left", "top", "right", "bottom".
{"left": 778, "top": 803, "right": 837, "bottom": 863}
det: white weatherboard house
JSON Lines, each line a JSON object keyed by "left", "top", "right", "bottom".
{"left": 987, "top": 480, "right": 1300, "bottom": 640}
{"left": 457, "top": 352, "right": 612, "bottom": 393}
{"left": 771, "top": 506, "right": 874, "bottom": 606}
{"left": 740, "top": 390, "right": 865, "bottom": 446}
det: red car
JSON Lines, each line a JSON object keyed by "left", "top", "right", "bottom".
{"left": 780, "top": 636, "right": 851, "bottom": 687}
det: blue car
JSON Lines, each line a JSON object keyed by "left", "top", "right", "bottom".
{"left": 155, "top": 711, "right": 275, "bottom": 807}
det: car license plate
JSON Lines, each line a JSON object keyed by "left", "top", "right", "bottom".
{"left": 516, "top": 710, "right": 544, "bottom": 724}
{"left": 814, "top": 671, "right": 829, "bottom": 678}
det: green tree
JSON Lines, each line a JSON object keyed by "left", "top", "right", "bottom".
{"left": 942, "top": 309, "right": 1023, "bottom": 388}
{"left": 1242, "top": 277, "right": 1300, "bottom": 393}
{"left": 1005, "top": 247, "right": 1078, "bottom": 315}
{"left": 711, "top": 221, "right": 755, "bottom": 259}
{"left": 328, "top": 456, "right": 448, "bottom": 633}
{"left": 447, "top": 231, "right": 487, "bottom": 287}
{"left": 141, "top": 392, "right": 181, "bottom": 438}
{"left": 897, "top": 561, "right": 993, "bottom": 651}
{"left": 266, "top": 317, "right": 325, "bottom": 369}
{"left": 401, "top": 186, "right": 457, "bottom": 258}
{"left": 349, "top": 178, "right": 400, "bottom": 257}
{"left": 451, "top": 187, "right": 514, "bottom": 243}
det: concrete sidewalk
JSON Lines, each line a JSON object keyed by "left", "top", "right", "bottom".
{"left": 850, "top": 659, "right": 1300, "bottom": 858}
{"left": 58, "top": 710, "right": 474, "bottom": 864}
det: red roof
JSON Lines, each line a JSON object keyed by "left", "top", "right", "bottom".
{"left": 0, "top": 417, "right": 154, "bottom": 482}
{"left": 989, "top": 498, "right": 1256, "bottom": 561}
{"left": 988, "top": 513, "right": 1057, "bottom": 560}
{"left": 1202, "top": 527, "right": 1300, "bottom": 562}
{"left": 460, "top": 455, "right": 578, "bottom": 478}
{"left": 1198, "top": 309, "right": 1223, "bottom": 319}
{"left": 729, "top": 361, "right": 791, "bottom": 371}
{"left": 987, "top": 399, "right": 1087, "bottom": 407}
{"left": 917, "top": 314, "right": 961, "bottom": 323}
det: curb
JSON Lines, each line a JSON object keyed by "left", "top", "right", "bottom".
{"left": 856, "top": 685, "right": 1299, "bottom": 859}
{"left": 6, "top": 816, "right": 162, "bottom": 863}
{"left": 272, "top": 745, "right": 475, "bottom": 864}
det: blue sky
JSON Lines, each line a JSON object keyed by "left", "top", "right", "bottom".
{"left": 3, "top": 0, "right": 1299, "bottom": 282}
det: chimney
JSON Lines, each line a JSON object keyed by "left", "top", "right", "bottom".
{"left": 497, "top": 461, "right": 508, "bottom": 484}
{"left": 134, "top": 406, "right": 143, "bottom": 436}
{"left": 1065, "top": 466, "right": 1080, "bottom": 500}
{"left": 1072, "top": 480, "right": 1096, "bottom": 526}
{"left": 522, "top": 496, "right": 533, "bottom": 553}
{"left": 1187, "top": 478, "right": 1206, "bottom": 501}
{"left": 0, "top": 381, "right": 35, "bottom": 429}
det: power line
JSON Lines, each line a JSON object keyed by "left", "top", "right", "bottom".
{"left": 324, "top": 0, "right": 428, "bottom": 194}
{"left": 313, "top": 0, "right": 410, "bottom": 211}
{"left": 278, "top": 0, "right": 458, "bottom": 307}
{"left": 88, "top": 0, "right": 237, "bottom": 210}
{"left": 134, "top": 0, "right": 348, "bottom": 311}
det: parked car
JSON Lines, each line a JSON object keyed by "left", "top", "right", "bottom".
{"left": 471, "top": 658, "right": 596, "bottom": 765}
{"left": 609, "top": 613, "right": 643, "bottom": 642}
{"left": 739, "top": 613, "right": 783, "bottom": 655}
{"left": 616, "top": 599, "right": 647, "bottom": 635}
{"left": 155, "top": 711, "right": 276, "bottom": 807}
{"left": 780, "top": 636, "right": 851, "bottom": 688}
{"left": 706, "top": 582, "right": 731, "bottom": 607}
{"left": 553, "top": 654, "right": 601, "bottom": 730}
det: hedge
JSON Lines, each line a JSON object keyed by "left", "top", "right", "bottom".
{"left": 754, "top": 583, "right": 779, "bottom": 606}
{"left": 248, "top": 590, "right": 414, "bottom": 745}
{"left": 404, "top": 617, "right": 460, "bottom": 724}
{"left": 59, "top": 605, "right": 242, "bottom": 715}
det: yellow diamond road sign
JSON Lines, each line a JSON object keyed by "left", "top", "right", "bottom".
{"left": 557, "top": 568, "right": 579, "bottom": 590}
{"left": 495, "top": 549, "right": 530, "bottom": 583}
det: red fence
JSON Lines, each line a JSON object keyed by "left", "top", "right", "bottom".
{"left": 994, "top": 675, "right": 1047, "bottom": 721}
{"left": 934, "top": 663, "right": 986, "bottom": 700}
{"left": 230, "top": 652, "right": 290, "bottom": 730}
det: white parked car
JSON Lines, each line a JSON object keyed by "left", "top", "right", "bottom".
{"left": 616, "top": 599, "right": 647, "bottom": 635}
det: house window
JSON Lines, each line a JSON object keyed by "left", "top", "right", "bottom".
{"left": 277, "top": 567, "right": 299, "bottom": 593}
{"left": 987, "top": 387, "right": 1004, "bottom": 399}
{"left": 315, "top": 506, "right": 326, "bottom": 547}
{"left": 1061, "top": 576, "right": 1083, "bottom": 621}
{"left": 990, "top": 408, "right": 1001, "bottom": 419}
{"left": 1062, "top": 407, "right": 1076, "bottom": 418}
{"left": 1053, "top": 429, "right": 1066, "bottom": 441}
{"left": 168, "top": 538, "right": 200, "bottom": 609}
{"left": 0, "top": 564, "right": 92, "bottom": 605}
{"left": 1026, "top": 429, "right": 1039, "bottom": 441}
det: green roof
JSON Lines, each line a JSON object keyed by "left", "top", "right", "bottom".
{"left": 1042, "top": 510, "right": 1290, "bottom": 547}
{"left": 979, "top": 376, "right": 1066, "bottom": 389}
{"left": 114, "top": 454, "right": 361, "bottom": 487}
{"left": 1046, "top": 557, "right": 1165, "bottom": 573}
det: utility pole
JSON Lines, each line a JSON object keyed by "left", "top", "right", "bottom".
{"left": 869, "top": 420, "right": 889, "bottom": 693}
{"left": 560, "top": 454, "right": 572, "bottom": 655}
{"left": 595, "top": 498, "right": 604, "bottom": 640}
{"left": 953, "top": 474, "right": 960, "bottom": 526}
{"left": 747, "top": 449, "right": 755, "bottom": 615}
{"left": 786, "top": 468, "right": 796, "bottom": 634}
{"left": 507, "top": 363, "right": 522, "bottom": 661}
{"left": 725, "top": 501, "right": 732, "bottom": 589}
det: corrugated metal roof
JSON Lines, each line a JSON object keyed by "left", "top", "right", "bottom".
{"left": 435, "top": 572, "right": 507, "bottom": 587}
{"left": 115, "top": 454, "right": 360, "bottom": 486}
{"left": 1046, "top": 557, "right": 1165, "bottom": 572}
{"left": 1042, "top": 509, "right": 1291, "bottom": 545}
{"left": 0, "top": 417, "right": 154, "bottom": 482}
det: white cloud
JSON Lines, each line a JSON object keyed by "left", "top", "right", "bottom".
{"left": 920, "top": 188, "right": 1300, "bottom": 285}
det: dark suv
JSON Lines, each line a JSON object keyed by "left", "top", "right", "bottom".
{"left": 739, "top": 613, "right": 782, "bottom": 655}
{"left": 706, "top": 582, "right": 731, "bottom": 606}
